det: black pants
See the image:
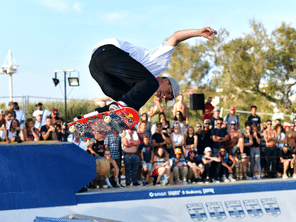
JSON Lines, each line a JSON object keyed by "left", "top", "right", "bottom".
{"left": 204, "top": 161, "right": 221, "bottom": 180}
{"left": 89, "top": 45, "right": 159, "bottom": 111}
{"left": 265, "top": 146, "right": 278, "bottom": 177}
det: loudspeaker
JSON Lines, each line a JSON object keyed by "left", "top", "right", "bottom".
{"left": 190, "top": 94, "right": 205, "bottom": 110}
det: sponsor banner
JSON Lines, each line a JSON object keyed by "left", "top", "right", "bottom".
{"left": 243, "top": 199, "right": 263, "bottom": 218}
{"left": 205, "top": 202, "right": 227, "bottom": 221}
{"left": 261, "top": 198, "right": 281, "bottom": 217}
{"left": 186, "top": 203, "right": 208, "bottom": 222}
{"left": 224, "top": 200, "right": 245, "bottom": 220}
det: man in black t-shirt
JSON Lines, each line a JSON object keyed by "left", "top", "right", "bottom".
{"left": 152, "top": 122, "right": 171, "bottom": 156}
{"left": 247, "top": 106, "right": 261, "bottom": 129}
{"left": 40, "top": 117, "right": 57, "bottom": 141}
{"left": 279, "top": 143, "right": 296, "bottom": 179}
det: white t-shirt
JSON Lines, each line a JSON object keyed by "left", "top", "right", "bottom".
{"left": 32, "top": 109, "right": 51, "bottom": 126}
{"left": 0, "top": 124, "right": 5, "bottom": 139}
{"left": 14, "top": 109, "right": 26, "bottom": 130}
{"left": 67, "top": 134, "right": 88, "bottom": 151}
{"left": 91, "top": 38, "right": 175, "bottom": 78}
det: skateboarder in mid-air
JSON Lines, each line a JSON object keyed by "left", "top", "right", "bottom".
{"left": 89, "top": 27, "right": 217, "bottom": 113}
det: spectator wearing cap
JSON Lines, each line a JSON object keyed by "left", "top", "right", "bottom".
{"left": 279, "top": 143, "right": 296, "bottom": 179}
{"left": 51, "top": 108, "right": 62, "bottom": 124}
{"left": 0, "top": 109, "right": 9, "bottom": 142}
{"left": 202, "top": 97, "right": 214, "bottom": 122}
{"left": 186, "top": 148, "right": 204, "bottom": 183}
{"left": 6, "top": 101, "right": 16, "bottom": 119}
{"left": 172, "top": 148, "right": 188, "bottom": 185}
{"left": 211, "top": 118, "right": 229, "bottom": 156}
{"left": 210, "top": 107, "right": 220, "bottom": 129}
{"left": 34, "top": 110, "right": 45, "bottom": 131}
{"left": 13, "top": 102, "right": 26, "bottom": 130}
{"left": 32, "top": 103, "right": 51, "bottom": 127}
{"left": 248, "top": 106, "right": 261, "bottom": 129}
{"left": 200, "top": 119, "right": 213, "bottom": 154}
{"left": 202, "top": 147, "right": 222, "bottom": 183}
{"left": 224, "top": 106, "right": 240, "bottom": 131}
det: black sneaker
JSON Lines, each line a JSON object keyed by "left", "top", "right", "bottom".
{"left": 109, "top": 101, "right": 125, "bottom": 111}
{"left": 95, "top": 104, "right": 110, "bottom": 113}
{"left": 155, "top": 182, "right": 161, "bottom": 186}
{"left": 133, "top": 181, "right": 141, "bottom": 186}
{"left": 194, "top": 177, "right": 200, "bottom": 183}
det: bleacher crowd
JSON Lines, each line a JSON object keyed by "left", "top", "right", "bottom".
{"left": 1, "top": 96, "right": 296, "bottom": 190}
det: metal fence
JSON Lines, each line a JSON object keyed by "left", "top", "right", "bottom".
{"left": 0, "top": 96, "right": 83, "bottom": 118}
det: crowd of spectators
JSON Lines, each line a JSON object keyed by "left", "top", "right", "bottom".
{"left": 1, "top": 97, "right": 296, "bottom": 190}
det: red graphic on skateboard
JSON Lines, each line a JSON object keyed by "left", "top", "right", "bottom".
{"left": 68, "top": 107, "right": 139, "bottom": 146}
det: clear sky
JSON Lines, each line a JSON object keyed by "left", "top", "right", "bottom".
{"left": 0, "top": 0, "right": 295, "bottom": 103}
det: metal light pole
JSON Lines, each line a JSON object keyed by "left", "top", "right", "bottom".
{"left": 53, "top": 69, "right": 76, "bottom": 131}
{"left": 0, "top": 50, "right": 19, "bottom": 101}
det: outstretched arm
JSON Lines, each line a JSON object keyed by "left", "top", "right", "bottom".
{"left": 166, "top": 27, "right": 217, "bottom": 47}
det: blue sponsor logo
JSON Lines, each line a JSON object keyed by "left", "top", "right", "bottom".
{"left": 187, "top": 203, "right": 208, "bottom": 221}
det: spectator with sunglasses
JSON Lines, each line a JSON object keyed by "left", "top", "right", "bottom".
{"left": 263, "top": 120, "right": 278, "bottom": 178}
{"left": 211, "top": 118, "right": 229, "bottom": 156}
{"left": 152, "top": 122, "right": 171, "bottom": 156}
{"left": 217, "top": 145, "right": 236, "bottom": 182}
{"left": 200, "top": 119, "right": 213, "bottom": 155}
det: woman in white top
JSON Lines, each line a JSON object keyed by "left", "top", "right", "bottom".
{"left": 170, "top": 111, "right": 186, "bottom": 134}
{"left": 152, "top": 147, "right": 171, "bottom": 186}
{"left": 170, "top": 123, "right": 185, "bottom": 154}
{"left": 8, "top": 119, "right": 24, "bottom": 142}
{"left": 275, "top": 124, "right": 285, "bottom": 150}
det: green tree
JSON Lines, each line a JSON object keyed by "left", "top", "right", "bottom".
{"left": 210, "top": 20, "right": 296, "bottom": 118}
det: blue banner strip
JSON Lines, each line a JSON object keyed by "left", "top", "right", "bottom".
{"left": 76, "top": 180, "right": 296, "bottom": 204}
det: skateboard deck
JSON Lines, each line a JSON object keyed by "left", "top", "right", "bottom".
{"left": 68, "top": 107, "right": 139, "bottom": 146}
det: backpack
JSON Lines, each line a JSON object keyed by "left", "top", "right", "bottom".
{"left": 225, "top": 114, "right": 239, "bottom": 123}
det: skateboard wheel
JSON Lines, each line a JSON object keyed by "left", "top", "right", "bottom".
{"left": 80, "top": 132, "right": 85, "bottom": 137}
{"left": 104, "top": 116, "right": 112, "bottom": 124}
{"left": 84, "top": 140, "right": 91, "bottom": 147}
{"left": 69, "top": 126, "right": 76, "bottom": 133}
{"left": 119, "top": 130, "right": 126, "bottom": 138}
